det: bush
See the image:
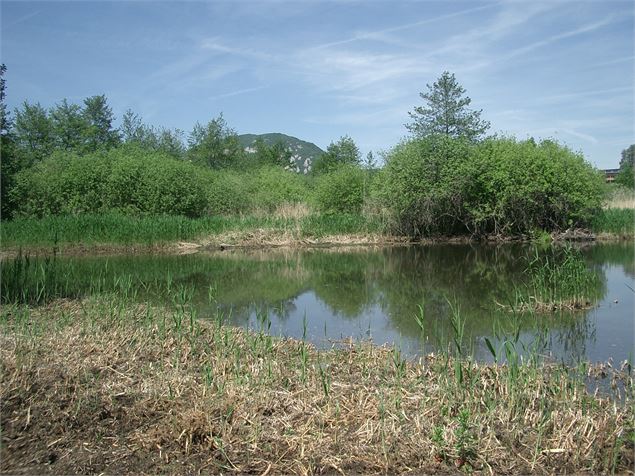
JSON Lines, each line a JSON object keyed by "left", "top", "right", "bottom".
{"left": 379, "top": 136, "right": 605, "bottom": 237}
{"left": 205, "top": 169, "right": 252, "bottom": 215}
{"left": 379, "top": 135, "right": 476, "bottom": 236}
{"left": 11, "top": 150, "right": 112, "bottom": 217}
{"left": 11, "top": 145, "right": 209, "bottom": 218}
{"left": 250, "top": 166, "right": 309, "bottom": 212}
{"left": 313, "top": 164, "right": 365, "bottom": 214}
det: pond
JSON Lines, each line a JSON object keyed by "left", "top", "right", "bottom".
{"left": 3, "top": 242, "right": 633, "bottom": 364}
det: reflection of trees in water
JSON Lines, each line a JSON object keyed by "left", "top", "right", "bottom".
{"left": 584, "top": 242, "right": 635, "bottom": 279}
{"left": 22, "top": 242, "right": 623, "bottom": 361}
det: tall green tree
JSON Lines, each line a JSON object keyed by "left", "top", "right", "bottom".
{"left": 253, "top": 138, "right": 292, "bottom": 168}
{"left": 406, "top": 71, "right": 490, "bottom": 141}
{"left": 13, "top": 101, "right": 55, "bottom": 165}
{"left": 1, "top": 63, "right": 17, "bottom": 218}
{"left": 615, "top": 144, "right": 634, "bottom": 189}
{"left": 312, "top": 135, "right": 361, "bottom": 174}
{"left": 120, "top": 109, "right": 146, "bottom": 144}
{"left": 187, "top": 114, "right": 242, "bottom": 168}
{"left": 51, "top": 99, "right": 88, "bottom": 151}
{"left": 82, "top": 95, "right": 120, "bottom": 151}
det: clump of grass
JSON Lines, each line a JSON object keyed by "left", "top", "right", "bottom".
{"left": 591, "top": 208, "right": 635, "bottom": 236}
{"left": 1, "top": 297, "right": 632, "bottom": 474}
{"left": 510, "top": 246, "right": 603, "bottom": 313}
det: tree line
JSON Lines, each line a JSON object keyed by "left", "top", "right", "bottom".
{"left": 0, "top": 64, "right": 627, "bottom": 237}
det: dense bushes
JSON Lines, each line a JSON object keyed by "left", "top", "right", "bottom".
{"left": 10, "top": 146, "right": 312, "bottom": 219}
{"left": 380, "top": 136, "right": 604, "bottom": 237}
{"left": 206, "top": 166, "right": 310, "bottom": 215}
{"left": 11, "top": 146, "right": 210, "bottom": 218}
{"left": 313, "top": 165, "right": 365, "bottom": 214}
{"left": 8, "top": 136, "right": 609, "bottom": 239}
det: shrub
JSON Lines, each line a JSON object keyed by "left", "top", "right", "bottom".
{"left": 11, "top": 150, "right": 112, "bottom": 217}
{"left": 379, "top": 135, "right": 476, "bottom": 236}
{"left": 379, "top": 136, "right": 605, "bottom": 237}
{"left": 11, "top": 145, "right": 209, "bottom": 218}
{"left": 313, "top": 164, "right": 365, "bottom": 214}
{"left": 250, "top": 166, "right": 309, "bottom": 212}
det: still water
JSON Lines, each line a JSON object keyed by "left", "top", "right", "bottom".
{"left": 23, "top": 242, "right": 635, "bottom": 363}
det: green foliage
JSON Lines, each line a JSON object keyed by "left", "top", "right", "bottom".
{"left": 13, "top": 101, "right": 55, "bottom": 165}
{"left": 121, "top": 109, "right": 185, "bottom": 159}
{"left": 252, "top": 138, "right": 292, "bottom": 168}
{"left": 250, "top": 166, "right": 308, "bottom": 211}
{"left": 238, "top": 132, "right": 325, "bottom": 172}
{"left": 1, "top": 212, "right": 384, "bottom": 248}
{"left": 312, "top": 135, "right": 361, "bottom": 175}
{"left": 379, "top": 135, "right": 475, "bottom": 236}
{"left": 406, "top": 71, "right": 490, "bottom": 141}
{"left": 380, "top": 136, "right": 604, "bottom": 237}
{"left": 0, "top": 63, "right": 18, "bottom": 219}
{"left": 591, "top": 208, "right": 634, "bottom": 236}
{"left": 619, "top": 144, "right": 634, "bottom": 169}
{"left": 187, "top": 114, "right": 244, "bottom": 169}
{"left": 11, "top": 145, "right": 209, "bottom": 218}
{"left": 205, "top": 166, "right": 309, "bottom": 215}
{"left": 313, "top": 164, "right": 365, "bottom": 214}
{"left": 615, "top": 167, "right": 634, "bottom": 189}
{"left": 51, "top": 99, "right": 88, "bottom": 151}
{"left": 205, "top": 169, "right": 252, "bottom": 215}
{"left": 82, "top": 95, "right": 120, "bottom": 151}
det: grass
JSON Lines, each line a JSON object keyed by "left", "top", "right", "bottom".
{"left": 0, "top": 296, "right": 632, "bottom": 474}
{"left": 518, "top": 246, "right": 603, "bottom": 312}
{"left": 592, "top": 208, "right": 635, "bottom": 237}
{"left": 604, "top": 185, "right": 635, "bottom": 210}
{"left": 1, "top": 212, "right": 387, "bottom": 249}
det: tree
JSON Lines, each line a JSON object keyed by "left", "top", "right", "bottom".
{"left": 406, "top": 71, "right": 490, "bottom": 141}
{"left": 1, "top": 63, "right": 18, "bottom": 219}
{"left": 120, "top": 109, "right": 146, "bottom": 144}
{"left": 615, "top": 144, "right": 634, "bottom": 189}
{"left": 187, "top": 114, "right": 242, "bottom": 168}
{"left": 51, "top": 99, "right": 88, "bottom": 151}
{"left": 253, "top": 138, "right": 292, "bottom": 168}
{"left": 13, "top": 101, "right": 55, "bottom": 165}
{"left": 0, "top": 64, "right": 9, "bottom": 138}
{"left": 312, "top": 135, "right": 361, "bottom": 174}
{"left": 82, "top": 95, "right": 120, "bottom": 151}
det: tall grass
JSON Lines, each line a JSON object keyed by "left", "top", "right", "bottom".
{"left": 591, "top": 208, "right": 635, "bottom": 236}
{"left": 1, "top": 212, "right": 386, "bottom": 248}
{"left": 524, "top": 246, "right": 603, "bottom": 310}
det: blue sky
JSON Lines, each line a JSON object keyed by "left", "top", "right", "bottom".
{"left": 1, "top": 0, "right": 633, "bottom": 168}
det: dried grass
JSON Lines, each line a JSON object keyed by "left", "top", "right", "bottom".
{"left": 1, "top": 299, "right": 633, "bottom": 475}
{"left": 605, "top": 187, "right": 635, "bottom": 210}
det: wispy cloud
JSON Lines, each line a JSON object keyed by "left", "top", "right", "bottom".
{"left": 209, "top": 86, "right": 267, "bottom": 101}
{"left": 502, "top": 16, "right": 615, "bottom": 60}
{"left": 309, "top": 3, "right": 499, "bottom": 50}
{"left": 4, "top": 9, "right": 41, "bottom": 29}
{"left": 539, "top": 86, "right": 632, "bottom": 103}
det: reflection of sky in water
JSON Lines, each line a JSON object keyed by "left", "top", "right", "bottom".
{"left": 18, "top": 242, "right": 631, "bottom": 364}
{"left": 584, "top": 265, "right": 634, "bottom": 363}
{"left": 226, "top": 250, "right": 634, "bottom": 364}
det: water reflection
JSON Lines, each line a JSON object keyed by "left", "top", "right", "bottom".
{"left": 7, "top": 242, "right": 634, "bottom": 363}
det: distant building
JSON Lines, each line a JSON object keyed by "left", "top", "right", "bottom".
{"left": 602, "top": 168, "right": 620, "bottom": 183}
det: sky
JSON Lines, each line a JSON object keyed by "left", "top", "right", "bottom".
{"left": 1, "top": 0, "right": 633, "bottom": 168}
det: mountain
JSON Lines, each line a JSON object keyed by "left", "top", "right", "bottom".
{"left": 237, "top": 133, "right": 325, "bottom": 174}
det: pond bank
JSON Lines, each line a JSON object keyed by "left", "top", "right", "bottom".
{"left": 1, "top": 298, "right": 633, "bottom": 475}
{"left": 2, "top": 229, "right": 632, "bottom": 259}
